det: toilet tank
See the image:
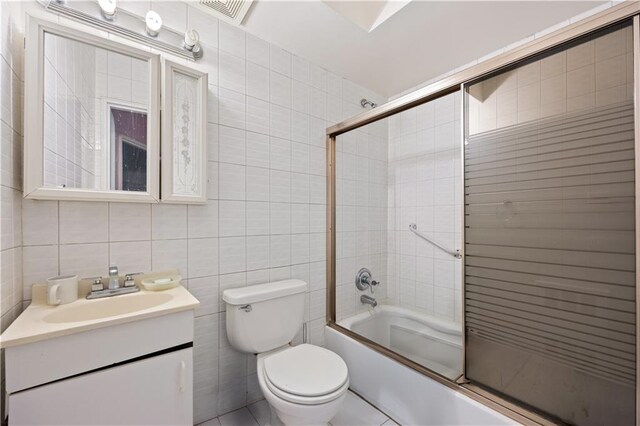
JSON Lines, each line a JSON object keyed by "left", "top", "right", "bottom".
{"left": 223, "top": 280, "right": 307, "bottom": 353}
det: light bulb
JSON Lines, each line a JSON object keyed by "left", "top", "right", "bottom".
{"left": 98, "top": 0, "right": 116, "bottom": 20}
{"left": 184, "top": 29, "right": 199, "bottom": 50}
{"left": 145, "top": 10, "right": 162, "bottom": 37}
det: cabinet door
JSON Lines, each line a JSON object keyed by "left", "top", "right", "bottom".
{"left": 9, "top": 348, "right": 193, "bottom": 425}
{"left": 161, "top": 59, "right": 208, "bottom": 203}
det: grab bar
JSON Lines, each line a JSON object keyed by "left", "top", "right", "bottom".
{"left": 409, "top": 223, "right": 462, "bottom": 259}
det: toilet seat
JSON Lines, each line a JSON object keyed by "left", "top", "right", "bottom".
{"left": 261, "top": 344, "right": 349, "bottom": 405}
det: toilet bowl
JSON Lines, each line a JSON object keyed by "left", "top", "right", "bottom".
{"left": 257, "top": 344, "right": 349, "bottom": 425}
{"left": 222, "top": 280, "right": 349, "bottom": 425}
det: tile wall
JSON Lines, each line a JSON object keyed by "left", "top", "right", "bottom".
{"left": 17, "top": 1, "right": 386, "bottom": 424}
{"left": 386, "top": 92, "right": 463, "bottom": 323}
{"left": 0, "top": 0, "right": 24, "bottom": 422}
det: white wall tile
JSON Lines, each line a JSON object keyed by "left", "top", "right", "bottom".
{"left": 219, "top": 125, "right": 246, "bottom": 165}
{"left": 269, "top": 45, "right": 291, "bottom": 77}
{"left": 270, "top": 235, "right": 290, "bottom": 268}
{"left": 109, "top": 203, "right": 151, "bottom": 242}
{"left": 151, "top": 237, "right": 188, "bottom": 277}
{"left": 59, "top": 242, "right": 108, "bottom": 278}
{"left": 219, "top": 201, "right": 246, "bottom": 237}
{"left": 270, "top": 71, "right": 291, "bottom": 108}
{"left": 22, "top": 245, "right": 58, "bottom": 295}
{"left": 246, "top": 63, "right": 269, "bottom": 102}
{"left": 109, "top": 241, "right": 151, "bottom": 273}
{"left": 246, "top": 166, "right": 270, "bottom": 202}
{"left": 219, "top": 53, "right": 246, "bottom": 94}
{"left": 246, "top": 236, "right": 269, "bottom": 271}
{"left": 269, "top": 104, "right": 291, "bottom": 140}
{"left": 189, "top": 275, "right": 219, "bottom": 317}
{"left": 219, "top": 88, "right": 246, "bottom": 129}
{"left": 219, "top": 237, "right": 246, "bottom": 274}
{"left": 270, "top": 170, "right": 290, "bottom": 203}
{"left": 246, "top": 97, "right": 270, "bottom": 135}
{"left": 219, "top": 21, "right": 246, "bottom": 59}
{"left": 152, "top": 204, "right": 188, "bottom": 240}
{"left": 246, "top": 202, "right": 269, "bottom": 236}
{"left": 59, "top": 201, "right": 108, "bottom": 244}
{"left": 246, "top": 132, "right": 270, "bottom": 169}
{"left": 270, "top": 203, "right": 291, "bottom": 235}
{"left": 188, "top": 238, "right": 219, "bottom": 278}
{"left": 246, "top": 34, "right": 269, "bottom": 68}
{"left": 219, "top": 163, "right": 246, "bottom": 200}
{"left": 188, "top": 202, "right": 219, "bottom": 239}
{"left": 22, "top": 199, "right": 58, "bottom": 246}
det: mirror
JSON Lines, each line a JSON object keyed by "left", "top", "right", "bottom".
{"left": 25, "top": 17, "right": 160, "bottom": 202}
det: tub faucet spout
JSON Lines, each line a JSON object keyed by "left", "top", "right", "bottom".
{"left": 361, "top": 294, "right": 377, "bottom": 308}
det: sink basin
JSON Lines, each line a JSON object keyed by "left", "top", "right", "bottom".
{"left": 44, "top": 292, "right": 173, "bottom": 323}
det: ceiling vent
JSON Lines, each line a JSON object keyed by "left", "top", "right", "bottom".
{"left": 190, "top": 0, "right": 254, "bottom": 26}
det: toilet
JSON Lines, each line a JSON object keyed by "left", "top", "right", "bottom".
{"left": 223, "top": 279, "right": 349, "bottom": 425}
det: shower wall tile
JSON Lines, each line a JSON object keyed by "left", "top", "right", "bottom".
{"left": 387, "top": 91, "right": 462, "bottom": 323}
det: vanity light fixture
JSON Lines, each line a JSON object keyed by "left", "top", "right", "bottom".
{"left": 145, "top": 10, "right": 162, "bottom": 37}
{"left": 98, "top": 0, "right": 117, "bottom": 20}
{"left": 43, "top": 1, "right": 203, "bottom": 61}
{"left": 183, "top": 29, "right": 203, "bottom": 59}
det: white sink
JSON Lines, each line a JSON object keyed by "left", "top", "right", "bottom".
{"left": 44, "top": 292, "right": 173, "bottom": 323}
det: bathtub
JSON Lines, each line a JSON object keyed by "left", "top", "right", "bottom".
{"left": 338, "top": 305, "right": 462, "bottom": 380}
{"left": 327, "top": 305, "right": 515, "bottom": 425}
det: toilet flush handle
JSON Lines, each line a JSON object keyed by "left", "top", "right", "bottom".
{"left": 239, "top": 304, "right": 252, "bottom": 312}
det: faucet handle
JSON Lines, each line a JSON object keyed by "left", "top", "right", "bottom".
{"left": 91, "top": 277, "right": 104, "bottom": 292}
{"left": 124, "top": 272, "right": 142, "bottom": 287}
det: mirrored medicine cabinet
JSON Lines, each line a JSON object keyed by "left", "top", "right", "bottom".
{"left": 24, "top": 16, "right": 208, "bottom": 203}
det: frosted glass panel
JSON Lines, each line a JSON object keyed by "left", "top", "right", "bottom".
{"left": 172, "top": 70, "right": 201, "bottom": 196}
{"left": 464, "top": 22, "right": 635, "bottom": 425}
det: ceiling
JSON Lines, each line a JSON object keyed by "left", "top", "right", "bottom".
{"left": 242, "top": 1, "right": 605, "bottom": 98}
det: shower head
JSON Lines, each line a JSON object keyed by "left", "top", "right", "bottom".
{"left": 360, "top": 98, "right": 377, "bottom": 109}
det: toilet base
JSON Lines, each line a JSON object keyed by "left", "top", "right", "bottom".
{"left": 264, "top": 392, "right": 346, "bottom": 426}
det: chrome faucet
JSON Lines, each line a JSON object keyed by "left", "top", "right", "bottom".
{"left": 85, "top": 266, "right": 140, "bottom": 300}
{"left": 108, "top": 266, "right": 120, "bottom": 289}
{"left": 361, "top": 294, "right": 377, "bottom": 308}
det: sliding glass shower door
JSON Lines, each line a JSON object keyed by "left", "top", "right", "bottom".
{"left": 463, "top": 21, "right": 636, "bottom": 425}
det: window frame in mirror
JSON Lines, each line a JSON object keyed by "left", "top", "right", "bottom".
{"left": 24, "top": 15, "right": 161, "bottom": 203}
{"left": 160, "top": 59, "right": 208, "bottom": 204}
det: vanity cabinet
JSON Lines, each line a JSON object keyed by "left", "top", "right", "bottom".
{"left": 9, "top": 348, "right": 192, "bottom": 425}
{"left": 3, "top": 303, "right": 196, "bottom": 425}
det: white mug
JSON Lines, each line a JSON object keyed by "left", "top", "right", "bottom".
{"left": 47, "top": 275, "right": 78, "bottom": 306}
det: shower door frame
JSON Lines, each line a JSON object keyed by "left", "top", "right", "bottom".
{"left": 325, "top": 2, "right": 640, "bottom": 424}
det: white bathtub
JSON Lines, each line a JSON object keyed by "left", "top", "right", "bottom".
{"left": 328, "top": 305, "right": 516, "bottom": 425}
{"left": 338, "top": 305, "right": 462, "bottom": 380}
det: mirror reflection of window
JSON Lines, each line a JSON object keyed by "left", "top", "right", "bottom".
{"left": 109, "top": 107, "right": 147, "bottom": 191}
{"left": 42, "top": 31, "right": 149, "bottom": 193}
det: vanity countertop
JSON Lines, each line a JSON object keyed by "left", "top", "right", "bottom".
{"left": 0, "top": 282, "right": 199, "bottom": 349}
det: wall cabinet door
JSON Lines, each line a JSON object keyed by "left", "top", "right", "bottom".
{"left": 161, "top": 59, "right": 208, "bottom": 203}
{"left": 9, "top": 348, "right": 193, "bottom": 425}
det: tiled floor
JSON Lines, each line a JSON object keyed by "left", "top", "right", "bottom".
{"left": 197, "top": 390, "right": 399, "bottom": 426}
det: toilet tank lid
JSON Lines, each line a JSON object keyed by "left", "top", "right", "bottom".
{"left": 223, "top": 279, "right": 307, "bottom": 305}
